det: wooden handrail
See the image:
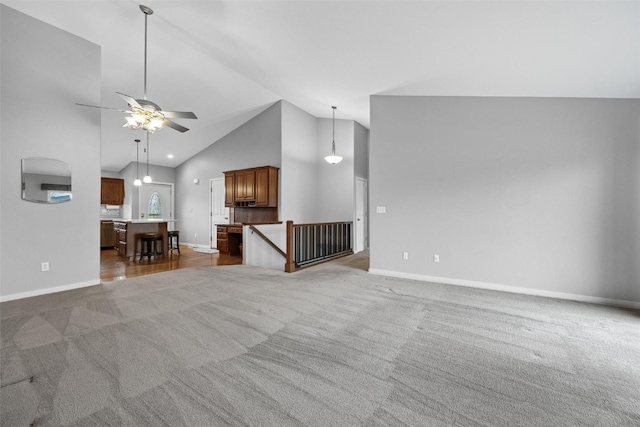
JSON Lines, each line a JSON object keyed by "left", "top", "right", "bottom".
{"left": 290, "top": 221, "right": 353, "bottom": 227}
{"left": 248, "top": 225, "right": 286, "bottom": 258}
{"left": 285, "top": 220, "right": 295, "bottom": 272}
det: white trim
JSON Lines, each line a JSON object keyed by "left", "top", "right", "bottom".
{"left": 0, "top": 279, "right": 101, "bottom": 303}
{"left": 181, "top": 242, "right": 209, "bottom": 249}
{"left": 368, "top": 269, "right": 640, "bottom": 310}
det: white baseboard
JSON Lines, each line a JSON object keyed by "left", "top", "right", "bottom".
{"left": 0, "top": 279, "right": 102, "bottom": 303}
{"left": 368, "top": 269, "right": 640, "bottom": 310}
{"left": 181, "top": 242, "right": 216, "bottom": 250}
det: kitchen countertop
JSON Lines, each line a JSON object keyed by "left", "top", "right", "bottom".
{"left": 216, "top": 222, "right": 282, "bottom": 226}
{"left": 101, "top": 218, "right": 178, "bottom": 223}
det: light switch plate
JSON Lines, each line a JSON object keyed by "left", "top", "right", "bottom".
{"left": 376, "top": 206, "right": 386, "bottom": 214}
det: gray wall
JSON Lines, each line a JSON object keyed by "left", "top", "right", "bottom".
{"left": 280, "top": 101, "right": 318, "bottom": 223}
{"left": 354, "top": 122, "right": 369, "bottom": 181}
{"left": 369, "top": 95, "right": 640, "bottom": 304}
{"left": 176, "top": 102, "right": 281, "bottom": 246}
{"left": 1, "top": 5, "right": 101, "bottom": 300}
{"left": 316, "top": 118, "right": 356, "bottom": 222}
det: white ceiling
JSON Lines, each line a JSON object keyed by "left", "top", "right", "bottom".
{"left": 5, "top": 1, "right": 640, "bottom": 171}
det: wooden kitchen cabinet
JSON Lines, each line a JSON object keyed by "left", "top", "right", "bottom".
{"left": 100, "top": 221, "right": 115, "bottom": 248}
{"left": 255, "top": 167, "right": 278, "bottom": 207}
{"left": 224, "top": 172, "right": 235, "bottom": 207}
{"left": 216, "top": 229, "right": 228, "bottom": 252}
{"left": 223, "top": 166, "right": 278, "bottom": 207}
{"left": 101, "top": 177, "right": 124, "bottom": 205}
{"left": 216, "top": 224, "right": 242, "bottom": 255}
{"left": 234, "top": 169, "right": 255, "bottom": 202}
{"left": 113, "top": 221, "right": 128, "bottom": 257}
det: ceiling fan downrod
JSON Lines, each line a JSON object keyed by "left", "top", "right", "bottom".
{"left": 140, "top": 5, "right": 153, "bottom": 100}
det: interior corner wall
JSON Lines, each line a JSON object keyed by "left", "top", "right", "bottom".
{"left": 0, "top": 5, "right": 101, "bottom": 300}
{"left": 369, "top": 95, "right": 640, "bottom": 304}
{"left": 280, "top": 101, "right": 318, "bottom": 223}
{"left": 175, "top": 102, "right": 282, "bottom": 247}
{"left": 354, "top": 122, "right": 369, "bottom": 180}
{"left": 316, "top": 118, "right": 356, "bottom": 222}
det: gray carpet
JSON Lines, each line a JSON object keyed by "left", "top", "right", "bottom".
{"left": 1, "top": 253, "right": 639, "bottom": 426}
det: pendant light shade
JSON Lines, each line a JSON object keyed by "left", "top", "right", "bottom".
{"left": 143, "top": 132, "right": 152, "bottom": 183}
{"left": 324, "top": 106, "right": 343, "bottom": 164}
{"left": 134, "top": 139, "right": 142, "bottom": 186}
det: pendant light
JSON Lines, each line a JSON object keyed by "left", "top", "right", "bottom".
{"left": 133, "top": 139, "right": 142, "bottom": 186}
{"left": 143, "top": 132, "right": 152, "bottom": 183}
{"left": 324, "top": 106, "right": 343, "bottom": 164}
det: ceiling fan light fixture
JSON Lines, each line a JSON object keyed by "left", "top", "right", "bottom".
{"left": 123, "top": 107, "right": 164, "bottom": 133}
{"left": 75, "top": 4, "right": 197, "bottom": 134}
{"left": 149, "top": 116, "right": 164, "bottom": 129}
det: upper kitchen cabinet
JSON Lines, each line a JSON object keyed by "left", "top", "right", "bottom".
{"left": 224, "top": 172, "right": 235, "bottom": 207}
{"left": 224, "top": 166, "right": 278, "bottom": 208}
{"left": 101, "top": 177, "right": 124, "bottom": 205}
{"left": 255, "top": 166, "right": 278, "bottom": 207}
{"left": 235, "top": 169, "right": 255, "bottom": 202}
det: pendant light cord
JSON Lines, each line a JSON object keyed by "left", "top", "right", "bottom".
{"left": 332, "top": 106, "right": 337, "bottom": 155}
{"left": 136, "top": 139, "right": 140, "bottom": 178}
{"left": 146, "top": 132, "right": 150, "bottom": 176}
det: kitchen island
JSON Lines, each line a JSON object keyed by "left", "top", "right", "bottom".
{"left": 113, "top": 219, "right": 177, "bottom": 261}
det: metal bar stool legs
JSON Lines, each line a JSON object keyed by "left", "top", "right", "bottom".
{"left": 168, "top": 230, "right": 180, "bottom": 255}
{"left": 138, "top": 232, "right": 164, "bottom": 261}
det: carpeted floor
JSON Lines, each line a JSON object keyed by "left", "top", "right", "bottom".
{"left": 1, "top": 252, "right": 639, "bottom": 426}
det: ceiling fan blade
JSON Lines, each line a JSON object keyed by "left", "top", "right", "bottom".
{"left": 75, "top": 103, "right": 130, "bottom": 113}
{"left": 161, "top": 110, "right": 198, "bottom": 120}
{"left": 116, "top": 92, "right": 142, "bottom": 109}
{"left": 163, "top": 119, "right": 189, "bottom": 133}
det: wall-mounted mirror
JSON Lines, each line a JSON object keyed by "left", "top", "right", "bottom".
{"left": 21, "top": 157, "right": 72, "bottom": 203}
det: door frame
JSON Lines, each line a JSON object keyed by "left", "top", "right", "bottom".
{"left": 354, "top": 176, "right": 368, "bottom": 253}
{"left": 210, "top": 177, "right": 230, "bottom": 249}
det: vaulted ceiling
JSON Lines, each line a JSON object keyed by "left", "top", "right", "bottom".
{"left": 5, "top": 1, "right": 639, "bottom": 171}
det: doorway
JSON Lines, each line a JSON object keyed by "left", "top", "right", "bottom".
{"left": 210, "top": 177, "right": 230, "bottom": 249}
{"left": 355, "top": 177, "right": 368, "bottom": 253}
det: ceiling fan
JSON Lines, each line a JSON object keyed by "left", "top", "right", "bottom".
{"left": 77, "top": 5, "right": 197, "bottom": 133}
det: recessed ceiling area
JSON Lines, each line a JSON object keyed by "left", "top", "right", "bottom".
{"left": 4, "top": 1, "right": 639, "bottom": 171}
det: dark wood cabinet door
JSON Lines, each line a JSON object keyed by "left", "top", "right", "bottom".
{"left": 255, "top": 167, "right": 278, "bottom": 207}
{"left": 101, "top": 178, "right": 124, "bottom": 205}
{"left": 100, "top": 222, "right": 115, "bottom": 248}
{"left": 243, "top": 170, "right": 255, "bottom": 200}
{"left": 234, "top": 172, "right": 246, "bottom": 200}
{"left": 224, "top": 172, "right": 235, "bottom": 207}
{"left": 255, "top": 168, "right": 268, "bottom": 206}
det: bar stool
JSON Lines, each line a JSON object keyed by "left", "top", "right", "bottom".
{"left": 167, "top": 230, "right": 180, "bottom": 255}
{"left": 138, "top": 232, "right": 164, "bottom": 261}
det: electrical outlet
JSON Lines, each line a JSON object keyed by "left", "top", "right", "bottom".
{"left": 403, "top": 252, "right": 409, "bottom": 260}
{"left": 194, "top": 233, "right": 197, "bottom": 238}
{"left": 434, "top": 254, "right": 440, "bottom": 263}
{"left": 41, "top": 262, "right": 49, "bottom": 272}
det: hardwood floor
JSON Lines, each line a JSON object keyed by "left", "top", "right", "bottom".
{"left": 100, "top": 245, "right": 242, "bottom": 282}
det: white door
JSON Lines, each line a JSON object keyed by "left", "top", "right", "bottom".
{"left": 355, "top": 177, "right": 368, "bottom": 253}
{"left": 210, "top": 178, "right": 229, "bottom": 249}
{"left": 139, "top": 183, "right": 174, "bottom": 227}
